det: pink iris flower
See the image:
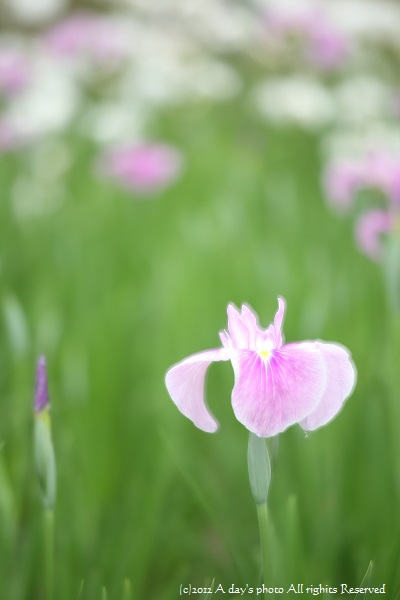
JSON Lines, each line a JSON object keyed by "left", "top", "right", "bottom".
{"left": 0, "top": 121, "right": 20, "bottom": 153}
{"left": 305, "top": 14, "right": 348, "bottom": 70}
{"left": 324, "top": 153, "right": 400, "bottom": 211}
{"left": 99, "top": 143, "right": 183, "bottom": 194}
{"left": 45, "top": 12, "right": 129, "bottom": 66}
{"left": 264, "top": 8, "right": 348, "bottom": 71}
{"left": 355, "top": 209, "right": 393, "bottom": 261}
{"left": 165, "top": 298, "right": 356, "bottom": 438}
{"left": 364, "top": 153, "right": 400, "bottom": 207}
{"left": 0, "top": 48, "right": 29, "bottom": 96}
{"left": 323, "top": 160, "right": 365, "bottom": 211}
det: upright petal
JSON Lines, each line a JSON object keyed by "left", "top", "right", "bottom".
{"left": 165, "top": 349, "right": 230, "bottom": 433}
{"left": 271, "top": 296, "right": 286, "bottom": 348}
{"left": 231, "top": 343, "right": 326, "bottom": 437}
{"left": 240, "top": 304, "right": 259, "bottom": 335}
{"left": 300, "top": 342, "right": 356, "bottom": 431}
{"left": 227, "top": 304, "right": 250, "bottom": 349}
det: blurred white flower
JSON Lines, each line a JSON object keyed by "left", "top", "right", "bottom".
{"left": 12, "top": 174, "right": 64, "bottom": 220}
{"left": 115, "top": 27, "right": 241, "bottom": 107}
{"left": 253, "top": 0, "right": 312, "bottom": 9}
{"left": 82, "top": 102, "right": 148, "bottom": 145}
{"left": 322, "top": 123, "right": 400, "bottom": 163}
{"left": 11, "top": 139, "right": 69, "bottom": 219}
{"left": 4, "top": 0, "right": 67, "bottom": 25}
{"left": 257, "top": 0, "right": 400, "bottom": 46}
{"left": 122, "top": 0, "right": 258, "bottom": 51}
{"left": 329, "top": 0, "right": 400, "bottom": 41}
{"left": 175, "top": 2, "right": 258, "bottom": 52}
{"left": 252, "top": 76, "right": 334, "bottom": 129}
{"left": 5, "top": 55, "right": 80, "bottom": 137}
{"left": 334, "top": 76, "right": 392, "bottom": 123}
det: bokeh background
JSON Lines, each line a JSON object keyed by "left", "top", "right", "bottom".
{"left": 1, "top": 0, "right": 400, "bottom": 598}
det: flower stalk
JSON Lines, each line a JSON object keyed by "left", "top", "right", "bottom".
{"left": 248, "top": 433, "right": 275, "bottom": 598}
{"left": 383, "top": 227, "right": 400, "bottom": 314}
{"left": 44, "top": 508, "right": 55, "bottom": 600}
{"left": 122, "top": 579, "right": 132, "bottom": 600}
{"left": 256, "top": 503, "right": 271, "bottom": 599}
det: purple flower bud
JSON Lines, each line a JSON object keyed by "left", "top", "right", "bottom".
{"left": 34, "top": 355, "right": 50, "bottom": 413}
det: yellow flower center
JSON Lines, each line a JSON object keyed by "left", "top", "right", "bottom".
{"left": 259, "top": 350, "right": 271, "bottom": 359}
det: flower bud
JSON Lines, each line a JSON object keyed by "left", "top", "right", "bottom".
{"left": 247, "top": 433, "right": 272, "bottom": 505}
{"left": 34, "top": 356, "right": 56, "bottom": 509}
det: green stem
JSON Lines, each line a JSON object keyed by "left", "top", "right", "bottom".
{"left": 256, "top": 502, "right": 271, "bottom": 599}
{"left": 388, "top": 316, "right": 400, "bottom": 495}
{"left": 122, "top": 579, "right": 132, "bottom": 600}
{"left": 247, "top": 433, "right": 275, "bottom": 598}
{"left": 44, "top": 508, "right": 54, "bottom": 600}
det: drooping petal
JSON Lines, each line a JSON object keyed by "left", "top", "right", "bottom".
{"left": 231, "top": 343, "right": 326, "bottom": 437}
{"left": 300, "top": 342, "right": 356, "bottom": 431}
{"left": 165, "top": 348, "right": 230, "bottom": 433}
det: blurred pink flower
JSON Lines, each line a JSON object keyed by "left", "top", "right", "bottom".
{"left": 99, "top": 143, "right": 183, "bottom": 194}
{"left": 264, "top": 8, "right": 348, "bottom": 70}
{"left": 324, "top": 153, "right": 400, "bottom": 210}
{"left": 165, "top": 298, "right": 356, "bottom": 438}
{"left": 323, "top": 160, "right": 365, "bottom": 211}
{"left": 0, "top": 121, "right": 17, "bottom": 152}
{"left": 0, "top": 48, "right": 30, "bottom": 96}
{"left": 45, "top": 12, "right": 129, "bottom": 66}
{"left": 0, "top": 120, "right": 25, "bottom": 153}
{"left": 355, "top": 209, "right": 392, "bottom": 261}
{"left": 307, "top": 17, "right": 348, "bottom": 70}
{"left": 363, "top": 153, "right": 400, "bottom": 207}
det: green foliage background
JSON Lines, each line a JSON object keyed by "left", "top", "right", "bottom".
{"left": 0, "top": 38, "right": 400, "bottom": 600}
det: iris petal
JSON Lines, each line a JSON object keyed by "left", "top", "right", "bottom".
{"left": 231, "top": 343, "right": 327, "bottom": 437}
{"left": 272, "top": 296, "right": 286, "bottom": 347}
{"left": 227, "top": 304, "right": 250, "bottom": 348}
{"left": 300, "top": 342, "right": 356, "bottom": 431}
{"left": 165, "top": 348, "right": 230, "bottom": 433}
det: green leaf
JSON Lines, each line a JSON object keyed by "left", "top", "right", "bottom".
{"left": 354, "top": 561, "right": 373, "bottom": 599}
